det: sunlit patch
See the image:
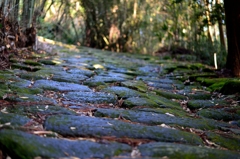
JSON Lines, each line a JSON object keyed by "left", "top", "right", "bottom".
{"left": 70, "top": 127, "right": 77, "bottom": 130}
{"left": 52, "top": 60, "right": 62, "bottom": 64}
{"left": 75, "top": 55, "right": 81, "bottom": 58}
{"left": 1, "top": 107, "right": 8, "bottom": 113}
{"left": 19, "top": 96, "right": 29, "bottom": 99}
{"left": 93, "top": 64, "right": 104, "bottom": 69}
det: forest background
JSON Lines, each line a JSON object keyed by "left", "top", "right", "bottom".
{"left": 0, "top": 0, "right": 239, "bottom": 76}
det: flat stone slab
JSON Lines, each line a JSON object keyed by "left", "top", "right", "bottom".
{"left": 136, "top": 76, "right": 179, "bottom": 83}
{"left": 33, "top": 80, "right": 92, "bottom": 92}
{"left": 83, "top": 75, "right": 126, "bottom": 87}
{"left": 51, "top": 72, "right": 89, "bottom": 83}
{"left": 136, "top": 107, "right": 188, "bottom": 117}
{"left": 138, "top": 142, "right": 240, "bottom": 159}
{"left": 94, "top": 108, "right": 230, "bottom": 130}
{"left": 123, "top": 97, "right": 159, "bottom": 108}
{"left": 154, "top": 89, "right": 186, "bottom": 100}
{"left": 65, "top": 91, "right": 117, "bottom": 104}
{"left": 0, "top": 112, "right": 30, "bottom": 126}
{"left": 7, "top": 105, "right": 76, "bottom": 116}
{"left": 138, "top": 65, "right": 162, "bottom": 74}
{"left": 121, "top": 80, "right": 148, "bottom": 92}
{"left": 188, "top": 99, "right": 229, "bottom": 110}
{"left": 147, "top": 81, "right": 184, "bottom": 90}
{"left": 103, "top": 86, "right": 143, "bottom": 99}
{"left": 66, "top": 68, "right": 94, "bottom": 77}
{"left": 0, "top": 129, "right": 132, "bottom": 158}
{"left": 14, "top": 94, "right": 58, "bottom": 104}
{"left": 198, "top": 108, "right": 240, "bottom": 121}
{"left": 122, "top": 92, "right": 182, "bottom": 109}
{"left": 44, "top": 115, "right": 203, "bottom": 145}
{"left": 206, "top": 132, "right": 240, "bottom": 151}
{"left": 20, "top": 67, "right": 89, "bottom": 83}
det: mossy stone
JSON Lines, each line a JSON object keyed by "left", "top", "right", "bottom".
{"left": 196, "top": 77, "right": 232, "bottom": 86}
{"left": 139, "top": 142, "right": 240, "bottom": 159}
{"left": 154, "top": 89, "right": 186, "bottom": 100}
{"left": 0, "top": 112, "right": 31, "bottom": 126}
{"left": 23, "top": 60, "right": 42, "bottom": 66}
{"left": 145, "top": 93, "right": 182, "bottom": 110}
{"left": 45, "top": 115, "right": 203, "bottom": 145}
{"left": 187, "top": 99, "right": 228, "bottom": 110}
{"left": 123, "top": 97, "right": 159, "bottom": 108}
{"left": 103, "top": 86, "right": 143, "bottom": 99}
{"left": 121, "top": 80, "right": 148, "bottom": 92}
{"left": 208, "top": 82, "right": 227, "bottom": 91}
{"left": 0, "top": 129, "right": 132, "bottom": 158}
{"left": 187, "top": 92, "right": 212, "bottom": 100}
{"left": 220, "top": 80, "right": 240, "bottom": 95}
{"left": 206, "top": 132, "right": 240, "bottom": 151}
{"left": 38, "top": 59, "right": 57, "bottom": 65}
{"left": 94, "top": 108, "right": 223, "bottom": 130}
{"left": 7, "top": 105, "right": 76, "bottom": 116}
{"left": 189, "top": 73, "right": 218, "bottom": 81}
{"left": 135, "top": 107, "right": 188, "bottom": 117}
{"left": 11, "top": 63, "right": 41, "bottom": 72}
{"left": 198, "top": 109, "right": 240, "bottom": 121}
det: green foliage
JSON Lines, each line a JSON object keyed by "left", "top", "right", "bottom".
{"left": 187, "top": 39, "right": 227, "bottom": 68}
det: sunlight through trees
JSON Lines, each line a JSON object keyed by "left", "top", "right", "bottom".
{"left": 0, "top": 0, "right": 240, "bottom": 76}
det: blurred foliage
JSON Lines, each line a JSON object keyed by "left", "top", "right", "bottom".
{"left": 36, "top": 0, "right": 226, "bottom": 68}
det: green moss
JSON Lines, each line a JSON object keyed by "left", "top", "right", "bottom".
{"left": 145, "top": 93, "right": 182, "bottom": 110}
{"left": 154, "top": 89, "right": 186, "bottom": 100}
{"left": 220, "top": 80, "right": 240, "bottom": 95}
{"left": 113, "top": 149, "right": 123, "bottom": 156}
{"left": 196, "top": 77, "right": 232, "bottom": 86}
{"left": 163, "top": 55, "right": 171, "bottom": 60}
{"left": 137, "top": 108, "right": 188, "bottom": 118}
{"left": 187, "top": 99, "right": 228, "bottom": 110}
{"left": 173, "top": 68, "right": 191, "bottom": 73}
{"left": 0, "top": 130, "right": 59, "bottom": 159}
{"left": 11, "top": 64, "right": 41, "bottom": 72}
{"left": 10, "top": 86, "right": 43, "bottom": 95}
{"left": 197, "top": 109, "right": 240, "bottom": 121}
{"left": 83, "top": 81, "right": 107, "bottom": 87}
{"left": 189, "top": 73, "right": 218, "bottom": 81}
{"left": 139, "top": 142, "right": 239, "bottom": 159}
{"left": 121, "top": 80, "right": 148, "bottom": 92}
{"left": 164, "top": 66, "right": 177, "bottom": 73}
{"left": 19, "top": 68, "right": 56, "bottom": 80}
{"left": 23, "top": 60, "right": 42, "bottom": 66}
{"left": 237, "top": 109, "right": 240, "bottom": 115}
{"left": 187, "top": 92, "right": 212, "bottom": 100}
{"left": 208, "top": 81, "right": 227, "bottom": 91}
{"left": 123, "top": 97, "right": 159, "bottom": 108}
{"left": 38, "top": 59, "right": 57, "bottom": 65}
{"left": 206, "top": 132, "right": 240, "bottom": 151}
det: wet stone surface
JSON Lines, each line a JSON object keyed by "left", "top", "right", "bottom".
{"left": 0, "top": 42, "right": 240, "bottom": 158}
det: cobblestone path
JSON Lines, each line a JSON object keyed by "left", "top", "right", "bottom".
{"left": 0, "top": 39, "right": 240, "bottom": 158}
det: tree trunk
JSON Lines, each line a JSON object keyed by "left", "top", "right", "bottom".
{"left": 224, "top": 0, "right": 240, "bottom": 77}
{"left": 204, "top": 0, "right": 213, "bottom": 43}
{"left": 13, "top": 0, "right": 20, "bottom": 21}
{"left": 216, "top": 0, "right": 226, "bottom": 50}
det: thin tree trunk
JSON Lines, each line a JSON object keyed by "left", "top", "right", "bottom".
{"left": 28, "top": 0, "right": 36, "bottom": 27}
{"left": 216, "top": 0, "right": 226, "bottom": 50}
{"left": 14, "top": 0, "right": 20, "bottom": 21}
{"left": 3, "top": 0, "right": 8, "bottom": 15}
{"left": 133, "top": 0, "right": 137, "bottom": 19}
{"left": 204, "top": 0, "right": 213, "bottom": 43}
{"left": 224, "top": 0, "right": 240, "bottom": 77}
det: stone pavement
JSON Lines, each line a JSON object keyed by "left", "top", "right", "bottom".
{"left": 0, "top": 40, "right": 240, "bottom": 158}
